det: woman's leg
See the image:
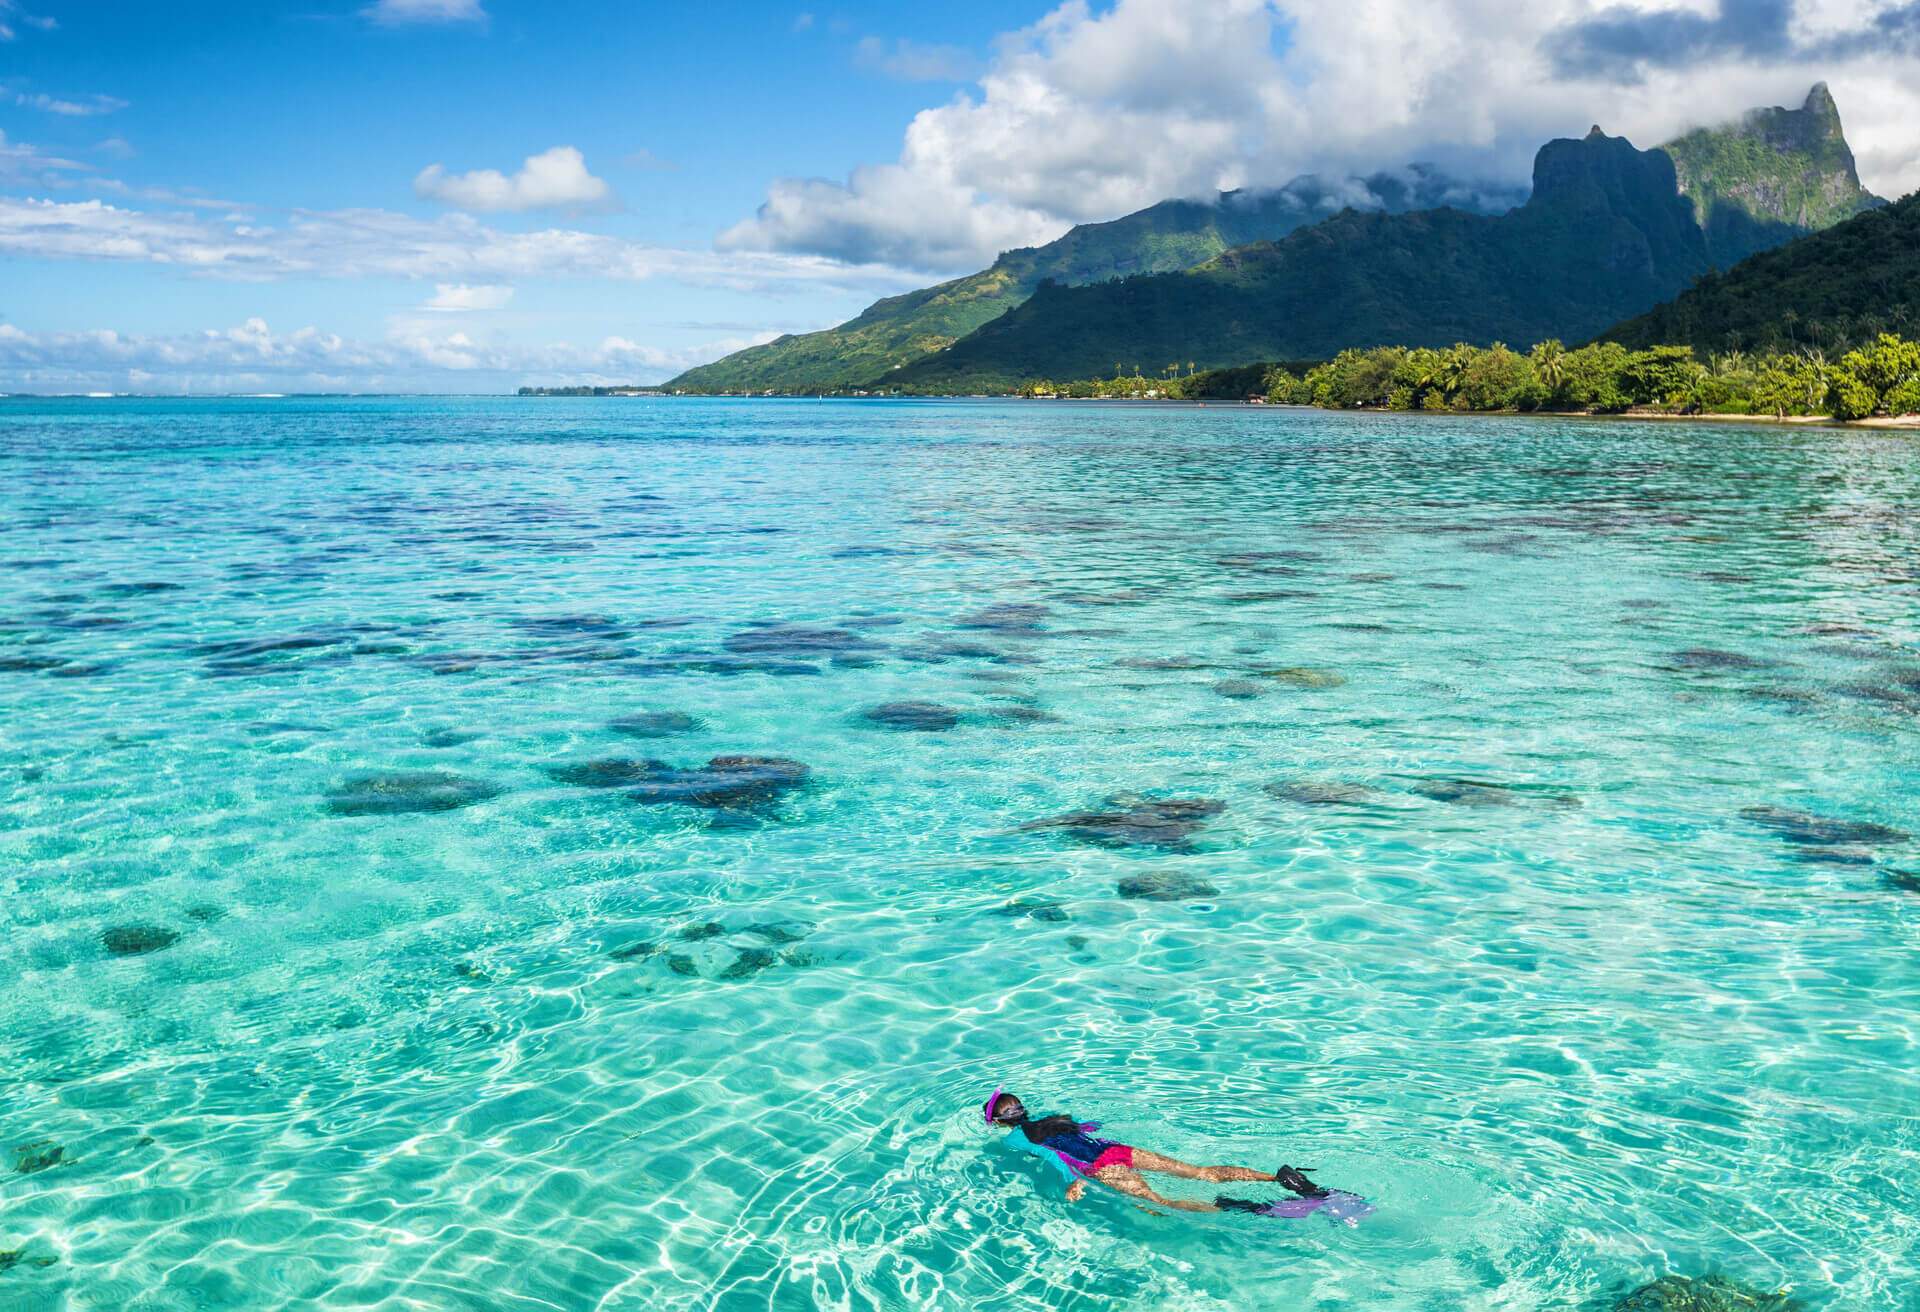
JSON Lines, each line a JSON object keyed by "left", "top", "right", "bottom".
{"left": 1091, "top": 1165, "right": 1218, "bottom": 1212}
{"left": 1128, "top": 1148, "right": 1275, "bottom": 1183}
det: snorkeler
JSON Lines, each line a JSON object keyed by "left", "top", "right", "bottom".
{"left": 983, "top": 1089, "right": 1354, "bottom": 1217}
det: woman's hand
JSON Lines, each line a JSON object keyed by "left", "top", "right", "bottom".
{"left": 1066, "top": 1180, "right": 1086, "bottom": 1203}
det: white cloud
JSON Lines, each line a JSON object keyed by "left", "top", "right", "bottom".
{"left": 414, "top": 145, "right": 614, "bottom": 213}
{"left": 74, "top": 178, "right": 254, "bottom": 211}
{"left": 593, "top": 332, "right": 779, "bottom": 373}
{"left": 726, "top": 0, "right": 1920, "bottom": 274}
{"left": 0, "top": 1, "right": 57, "bottom": 41}
{"left": 10, "top": 90, "right": 128, "bottom": 116}
{"left": 854, "top": 36, "right": 979, "bottom": 81}
{"left": 365, "top": 0, "right": 485, "bottom": 25}
{"left": 0, "top": 317, "right": 777, "bottom": 393}
{"left": 0, "top": 129, "right": 90, "bottom": 186}
{"left": 424, "top": 282, "right": 513, "bottom": 311}
{"left": 718, "top": 165, "right": 1061, "bottom": 272}
{"left": 0, "top": 195, "right": 924, "bottom": 298}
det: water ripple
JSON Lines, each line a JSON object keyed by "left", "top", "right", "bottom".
{"left": 1, "top": 398, "right": 1915, "bottom": 1310}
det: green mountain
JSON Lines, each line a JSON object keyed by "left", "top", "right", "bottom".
{"left": 674, "top": 84, "right": 1877, "bottom": 394}
{"left": 1600, "top": 189, "right": 1920, "bottom": 353}
{"left": 1664, "top": 83, "right": 1882, "bottom": 269}
{"left": 666, "top": 171, "right": 1521, "bottom": 393}
{"left": 885, "top": 129, "right": 1715, "bottom": 390}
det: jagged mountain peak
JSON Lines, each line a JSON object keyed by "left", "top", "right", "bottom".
{"left": 1742, "top": 81, "right": 1849, "bottom": 149}
{"left": 1531, "top": 128, "right": 1686, "bottom": 220}
{"left": 1660, "top": 80, "right": 1880, "bottom": 268}
{"left": 884, "top": 131, "right": 1718, "bottom": 389}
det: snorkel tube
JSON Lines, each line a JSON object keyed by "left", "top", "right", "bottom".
{"left": 983, "top": 1087, "right": 1005, "bottom": 1124}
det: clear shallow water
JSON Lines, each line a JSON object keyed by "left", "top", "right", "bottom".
{"left": 2, "top": 396, "right": 1918, "bottom": 1312}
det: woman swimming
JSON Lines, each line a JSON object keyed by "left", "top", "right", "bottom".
{"left": 983, "top": 1088, "right": 1332, "bottom": 1213}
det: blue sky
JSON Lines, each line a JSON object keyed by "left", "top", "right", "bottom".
{"left": 3, "top": 0, "right": 1916, "bottom": 392}
{"left": 1, "top": 0, "right": 1038, "bottom": 390}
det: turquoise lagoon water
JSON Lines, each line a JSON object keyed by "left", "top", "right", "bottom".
{"left": 2, "top": 396, "right": 1918, "bottom": 1312}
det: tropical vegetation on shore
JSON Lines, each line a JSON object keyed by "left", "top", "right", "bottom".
{"left": 1017, "top": 334, "right": 1920, "bottom": 421}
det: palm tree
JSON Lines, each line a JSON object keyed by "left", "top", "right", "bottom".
{"left": 1799, "top": 349, "right": 1830, "bottom": 414}
{"left": 1529, "top": 340, "right": 1568, "bottom": 394}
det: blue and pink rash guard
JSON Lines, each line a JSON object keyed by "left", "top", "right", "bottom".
{"left": 1004, "top": 1125, "right": 1135, "bottom": 1181}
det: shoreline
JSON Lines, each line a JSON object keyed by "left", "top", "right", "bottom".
{"left": 9, "top": 390, "right": 1917, "bottom": 428}
{"left": 652, "top": 394, "right": 1920, "bottom": 429}
{"left": 1611, "top": 408, "right": 1919, "bottom": 429}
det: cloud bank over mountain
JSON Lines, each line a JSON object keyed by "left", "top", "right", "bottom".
{"left": 724, "top": 0, "right": 1920, "bottom": 273}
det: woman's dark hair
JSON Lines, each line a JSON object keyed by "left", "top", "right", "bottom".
{"left": 1017, "top": 1114, "right": 1086, "bottom": 1145}
{"left": 990, "top": 1093, "right": 1087, "bottom": 1144}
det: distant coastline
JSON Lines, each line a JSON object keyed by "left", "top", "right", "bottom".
{"left": 516, "top": 385, "right": 667, "bottom": 397}
{"left": 498, "top": 389, "right": 1920, "bottom": 428}
{"left": 579, "top": 332, "right": 1920, "bottom": 427}
{"left": 5, "top": 387, "right": 1912, "bottom": 426}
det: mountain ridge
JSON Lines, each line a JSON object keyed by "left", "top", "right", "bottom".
{"left": 1599, "top": 189, "right": 1920, "bottom": 353}
{"left": 666, "top": 171, "right": 1524, "bottom": 393}
{"left": 882, "top": 129, "right": 1711, "bottom": 389}
{"left": 670, "top": 85, "right": 1879, "bottom": 393}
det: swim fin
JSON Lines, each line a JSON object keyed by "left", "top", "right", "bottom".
{"left": 1216, "top": 1190, "right": 1373, "bottom": 1222}
{"left": 1276, "top": 1165, "right": 1330, "bottom": 1199}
